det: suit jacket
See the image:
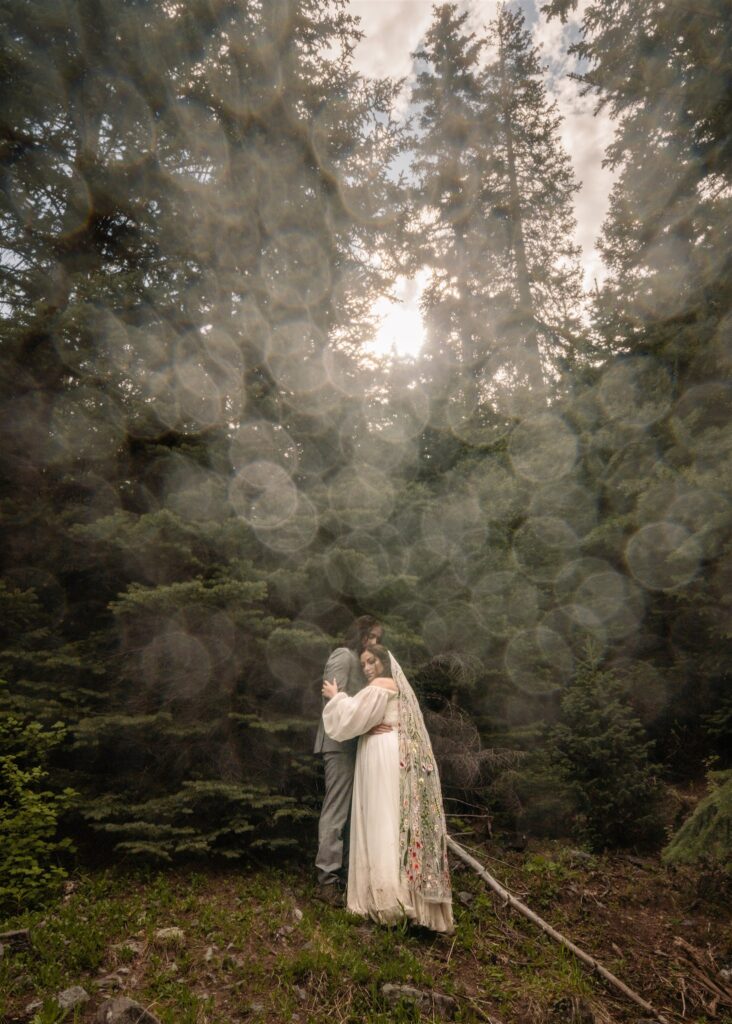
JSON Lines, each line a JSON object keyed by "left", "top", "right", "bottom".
{"left": 313, "top": 646, "right": 366, "bottom": 754}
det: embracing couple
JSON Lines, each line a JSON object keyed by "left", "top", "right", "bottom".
{"left": 314, "top": 616, "right": 454, "bottom": 933}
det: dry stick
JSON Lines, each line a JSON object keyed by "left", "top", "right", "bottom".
{"left": 447, "top": 836, "right": 670, "bottom": 1024}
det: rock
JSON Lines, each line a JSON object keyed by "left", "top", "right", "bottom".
{"left": 152, "top": 927, "right": 185, "bottom": 949}
{"left": 457, "top": 890, "right": 474, "bottom": 907}
{"left": 96, "top": 996, "right": 163, "bottom": 1024}
{"left": 292, "top": 907, "right": 303, "bottom": 923}
{"left": 57, "top": 986, "right": 90, "bottom": 1010}
{"left": 96, "top": 973, "right": 124, "bottom": 991}
{"left": 294, "top": 986, "right": 307, "bottom": 1002}
{"left": 62, "top": 880, "right": 78, "bottom": 901}
{"left": 626, "top": 855, "right": 647, "bottom": 868}
{"left": 111, "top": 938, "right": 145, "bottom": 957}
{"left": 25, "top": 999, "right": 43, "bottom": 1015}
{"left": 204, "top": 945, "right": 215, "bottom": 962}
{"left": 719, "top": 966, "right": 732, "bottom": 983}
{"left": 0, "top": 929, "right": 31, "bottom": 950}
{"left": 381, "top": 983, "right": 457, "bottom": 1019}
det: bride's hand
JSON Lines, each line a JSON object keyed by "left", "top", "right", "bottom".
{"left": 322, "top": 678, "right": 339, "bottom": 699}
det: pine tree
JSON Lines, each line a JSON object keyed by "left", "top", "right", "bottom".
{"left": 0, "top": 0, "right": 408, "bottom": 862}
{"left": 481, "top": 5, "right": 584, "bottom": 389}
{"left": 549, "top": 657, "right": 664, "bottom": 850}
{"left": 542, "top": 0, "right": 732, "bottom": 774}
{"left": 542, "top": 0, "right": 732, "bottom": 368}
{"left": 410, "top": 2, "right": 584, "bottom": 450}
{"left": 410, "top": 3, "right": 489, "bottom": 421}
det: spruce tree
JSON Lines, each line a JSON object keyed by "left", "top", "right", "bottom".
{"left": 410, "top": 2, "right": 584, "bottom": 445}
{"left": 391, "top": 4, "right": 590, "bottom": 769}
{"left": 0, "top": 0, "right": 408, "bottom": 862}
{"left": 543, "top": 0, "right": 732, "bottom": 367}
{"left": 410, "top": 3, "right": 489, "bottom": 422}
{"left": 549, "top": 657, "right": 664, "bottom": 850}
{"left": 481, "top": 5, "right": 585, "bottom": 389}
{"left": 543, "top": 0, "right": 732, "bottom": 773}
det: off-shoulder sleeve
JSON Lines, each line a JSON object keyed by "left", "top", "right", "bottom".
{"left": 322, "top": 686, "right": 390, "bottom": 742}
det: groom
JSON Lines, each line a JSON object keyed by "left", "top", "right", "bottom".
{"left": 314, "top": 614, "right": 383, "bottom": 904}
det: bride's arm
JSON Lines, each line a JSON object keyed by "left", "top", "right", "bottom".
{"left": 322, "top": 685, "right": 390, "bottom": 742}
{"left": 366, "top": 677, "right": 397, "bottom": 734}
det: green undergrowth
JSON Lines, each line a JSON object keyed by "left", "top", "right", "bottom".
{"left": 1, "top": 843, "right": 730, "bottom": 1024}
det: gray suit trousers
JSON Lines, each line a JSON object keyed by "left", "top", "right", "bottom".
{"left": 315, "top": 748, "right": 357, "bottom": 885}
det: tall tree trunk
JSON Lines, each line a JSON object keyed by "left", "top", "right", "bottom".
{"left": 454, "top": 224, "right": 480, "bottom": 409}
{"left": 497, "top": 11, "right": 544, "bottom": 392}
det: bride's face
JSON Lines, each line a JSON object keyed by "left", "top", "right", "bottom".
{"left": 360, "top": 650, "right": 383, "bottom": 682}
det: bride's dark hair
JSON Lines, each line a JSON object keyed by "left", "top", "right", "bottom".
{"left": 368, "top": 644, "right": 392, "bottom": 679}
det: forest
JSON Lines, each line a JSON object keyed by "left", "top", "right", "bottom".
{"left": 1, "top": 0, "right": 731, "bottom": 1021}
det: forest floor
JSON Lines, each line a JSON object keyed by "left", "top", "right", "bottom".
{"left": 1, "top": 837, "right": 731, "bottom": 1024}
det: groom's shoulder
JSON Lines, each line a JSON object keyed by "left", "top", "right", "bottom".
{"left": 325, "top": 647, "right": 362, "bottom": 679}
{"left": 325, "top": 645, "right": 357, "bottom": 666}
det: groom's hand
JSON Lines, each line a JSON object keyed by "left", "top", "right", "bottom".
{"left": 367, "top": 723, "right": 393, "bottom": 735}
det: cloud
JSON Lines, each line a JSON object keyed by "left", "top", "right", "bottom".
{"left": 560, "top": 96, "right": 615, "bottom": 288}
{"left": 349, "top": 1, "right": 433, "bottom": 82}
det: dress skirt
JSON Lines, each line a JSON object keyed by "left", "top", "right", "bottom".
{"left": 347, "top": 731, "right": 453, "bottom": 932}
{"left": 347, "top": 730, "right": 403, "bottom": 923}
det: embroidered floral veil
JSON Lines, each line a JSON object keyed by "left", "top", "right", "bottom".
{"left": 389, "top": 652, "right": 452, "bottom": 907}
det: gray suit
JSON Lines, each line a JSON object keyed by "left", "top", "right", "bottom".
{"left": 314, "top": 647, "right": 365, "bottom": 885}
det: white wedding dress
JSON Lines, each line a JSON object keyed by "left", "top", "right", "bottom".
{"left": 322, "top": 686, "right": 453, "bottom": 932}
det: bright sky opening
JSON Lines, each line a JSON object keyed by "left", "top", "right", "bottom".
{"left": 365, "top": 273, "right": 427, "bottom": 360}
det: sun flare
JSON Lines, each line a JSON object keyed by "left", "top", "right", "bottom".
{"left": 366, "top": 274, "right": 427, "bottom": 360}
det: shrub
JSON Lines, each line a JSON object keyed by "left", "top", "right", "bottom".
{"left": 490, "top": 751, "right": 577, "bottom": 839}
{"left": 0, "top": 692, "right": 76, "bottom": 912}
{"left": 662, "top": 768, "right": 732, "bottom": 872}
{"left": 547, "top": 657, "right": 665, "bottom": 850}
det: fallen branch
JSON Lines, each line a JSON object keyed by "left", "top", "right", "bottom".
{"left": 673, "top": 936, "right": 732, "bottom": 1010}
{"left": 447, "top": 836, "right": 669, "bottom": 1024}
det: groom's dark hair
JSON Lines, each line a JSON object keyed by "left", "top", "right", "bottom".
{"left": 344, "top": 615, "right": 381, "bottom": 653}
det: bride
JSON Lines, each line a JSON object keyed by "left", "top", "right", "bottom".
{"left": 321, "top": 644, "right": 453, "bottom": 933}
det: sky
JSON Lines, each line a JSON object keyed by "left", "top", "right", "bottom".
{"left": 349, "top": 0, "right": 615, "bottom": 357}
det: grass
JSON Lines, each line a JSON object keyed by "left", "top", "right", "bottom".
{"left": 1, "top": 840, "right": 731, "bottom": 1023}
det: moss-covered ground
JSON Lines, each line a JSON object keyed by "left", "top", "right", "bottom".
{"left": 2, "top": 839, "right": 731, "bottom": 1024}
